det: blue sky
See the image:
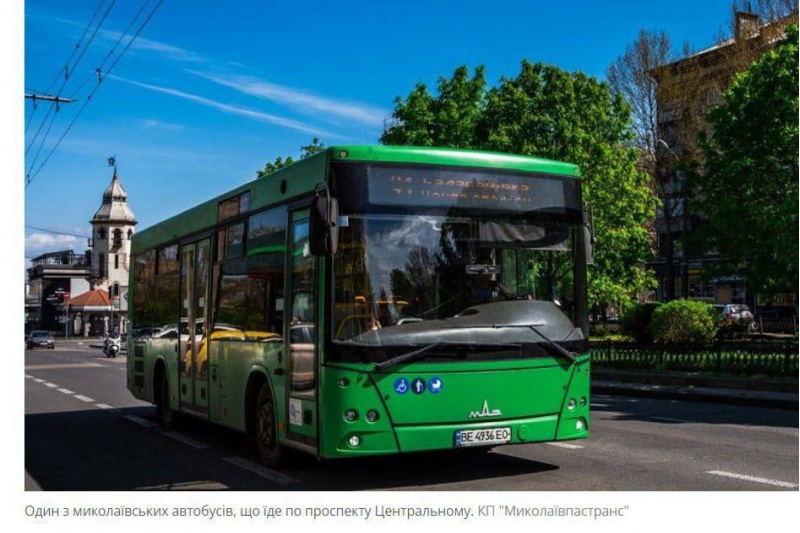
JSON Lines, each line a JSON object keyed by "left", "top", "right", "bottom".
{"left": 24, "top": 0, "right": 735, "bottom": 260}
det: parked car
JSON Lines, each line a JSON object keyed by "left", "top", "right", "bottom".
{"left": 26, "top": 330, "right": 55, "bottom": 350}
{"left": 713, "top": 304, "right": 754, "bottom": 323}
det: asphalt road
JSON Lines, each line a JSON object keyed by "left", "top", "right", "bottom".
{"left": 24, "top": 345, "right": 799, "bottom": 491}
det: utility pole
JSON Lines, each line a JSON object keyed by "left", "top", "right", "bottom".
{"left": 25, "top": 93, "right": 77, "bottom": 109}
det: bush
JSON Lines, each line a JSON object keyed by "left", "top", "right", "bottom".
{"left": 620, "top": 302, "right": 662, "bottom": 343}
{"left": 650, "top": 299, "right": 719, "bottom": 343}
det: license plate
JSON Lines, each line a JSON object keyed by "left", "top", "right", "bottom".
{"left": 454, "top": 427, "right": 511, "bottom": 447}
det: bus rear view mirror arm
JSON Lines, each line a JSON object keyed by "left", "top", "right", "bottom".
{"left": 310, "top": 187, "right": 339, "bottom": 256}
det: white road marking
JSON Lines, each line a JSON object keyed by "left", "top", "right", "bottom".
{"left": 95, "top": 403, "right": 119, "bottom": 412}
{"left": 707, "top": 470, "right": 798, "bottom": 488}
{"left": 74, "top": 395, "right": 94, "bottom": 402}
{"left": 164, "top": 432, "right": 210, "bottom": 450}
{"left": 650, "top": 416, "right": 799, "bottom": 437}
{"left": 25, "top": 375, "right": 33, "bottom": 379}
{"left": 57, "top": 388, "right": 74, "bottom": 395}
{"left": 545, "top": 442, "right": 584, "bottom": 449}
{"left": 33, "top": 378, "right": 45, "bottom": 383}
{"left": 124, "top": 415, "right": 158, "bottom": 428}
{"left": 223, "top": 457, "right": 299, "bottom": 485}
{"left": 44, "top": 382, "right": 58, "bottom": 388}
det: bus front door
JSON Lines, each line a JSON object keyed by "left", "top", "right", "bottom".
{"left": 179, "top": 238, "right": 211, "bottom": 416}
{"left": 284, "top": 209, "right": 318, "bottom": 449}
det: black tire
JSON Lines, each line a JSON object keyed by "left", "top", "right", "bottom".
{"left": 255, "top": 384, "right": 283, "bottom": 468}
{"left": 158, "top": 375, "right": 178, "bottom": 429}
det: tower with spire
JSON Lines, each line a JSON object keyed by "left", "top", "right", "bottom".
{"left": 90, "top": 163, "right": 137, "bottom": 315}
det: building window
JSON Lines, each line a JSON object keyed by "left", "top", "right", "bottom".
{"left": 115, "top": 254, "right": 119, "bottom": 270}
{"left": 113, "top": 229, "right": 122, "bottom": 249}
{"left": 98, "top": 228, "right": 107, "bottom": 240}
{"left": 98, "top": 253, "right": 105, "bottom": 278}
{"left": 128, "top": 229, "right": 133, "bottom": 240}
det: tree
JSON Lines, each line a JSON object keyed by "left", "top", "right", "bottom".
{"left": 382, "top": 61, "right": 657, "bottom": 310}
{"left": 689, "top": 25, "right": 798, "bottom": 299}
{"left": 607, "top": 30, "right": 702, "bottom": 301}
{"left": 256, "top": 138, "right": 327, "bottom": 178}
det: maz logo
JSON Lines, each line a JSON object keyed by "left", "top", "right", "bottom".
{"left": 469, "top": 399, "right": 502, "bottom": 418}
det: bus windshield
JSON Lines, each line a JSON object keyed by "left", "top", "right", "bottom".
{"left": 330, "top": 162, "right": 587, "bottom": 362}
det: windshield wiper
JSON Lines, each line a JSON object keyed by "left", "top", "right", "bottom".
{"left": 443, "top": 323, "right": 578, "bottom": 363}
{"left": 526, "top": 325, "right": 578, "bottom": 363}
{"left": 373, "top": 342, "right": 521, "bottom": 371}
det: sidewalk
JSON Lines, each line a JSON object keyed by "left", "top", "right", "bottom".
{"left": 593, "top": 370, "right": 798, "bottom": 410}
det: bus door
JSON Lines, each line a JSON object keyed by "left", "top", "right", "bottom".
{"left": 284, "top": 208, "right": 318, "bottom": 448}
{"left": 179, "top": 238, "right": 211, "bottom": 415}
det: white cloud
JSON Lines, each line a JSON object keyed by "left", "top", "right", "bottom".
{"left": 110, "top": 75, "right": 333, "bottom": 137}
{"left": 138, "top": 119, "right": 184, "bottom": 131}
{"left": 190, "top": 71, "right": 388, "bottom": 127}
{"left": 98, "top": 29, "right": 207, "bottom": 63}
{"left": 26, "top": 233, "right": 88, "bottom": 259}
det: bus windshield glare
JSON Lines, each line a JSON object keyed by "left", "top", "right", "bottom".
{"left": 330, "top": 162, "right": 588, "bottom": 362}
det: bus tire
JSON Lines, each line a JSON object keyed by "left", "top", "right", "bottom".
{"left": 255, "top": 384, "right": 282, "bottom": 468}
{"left": 159, "top": 375, "right": 178, "bottom": 430}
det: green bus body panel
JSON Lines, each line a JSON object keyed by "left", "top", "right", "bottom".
{"left": 329, "top": 145, "right": 581, "bottom": 178}
{"left": 317, "top": 356, "right": 590, "bottom": 458}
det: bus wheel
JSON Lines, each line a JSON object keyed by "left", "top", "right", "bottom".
{"left": 159, "top": 376, "right": 178, "bottom": 430}
{"left": 255, "top": 384, "right": 282, "bottom": 468}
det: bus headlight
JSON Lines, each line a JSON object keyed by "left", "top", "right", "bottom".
{"left": 366, "top": 410, "right": 379, "bottom": 423}
{"left": 580, "top": 397, "right": 587, "bottom": 407}
{"left": 348, "top": 435, "right": 361, "bottom": 448}
{"left": 568, "top": 399, "right": 576, "bottom": 410}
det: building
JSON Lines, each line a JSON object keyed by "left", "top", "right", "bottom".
{"left": 88, "top": 166, "right": 137, "bottom": 333}
{"left": 649, "top": 9, "right": 797, "bottom": 306}
{"left": 26, "top": 166, "right": 137, "bottom": 335}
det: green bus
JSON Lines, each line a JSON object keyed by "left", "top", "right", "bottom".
{"left": 127, "top": 145, "right": 592, "bottom": 467}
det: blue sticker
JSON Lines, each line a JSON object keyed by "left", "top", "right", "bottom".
{"left": 428, "top": 376, "right": 443, "bottom": 394}
{"left": 411, "top": 378, "right": 426, "bottom": 395}
{"left": 393, "top": 378, "right": 409, "bottom": 395}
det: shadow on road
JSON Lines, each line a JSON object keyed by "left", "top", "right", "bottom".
{"left": 26, "top": 406, "right": 560, "bottom": 491}
{"left": 591, "top": 394, "right": 799, "bottom": 430}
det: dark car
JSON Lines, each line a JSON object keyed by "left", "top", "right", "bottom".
{"left": 26, "top": 330, "right": 55, "bottom": 350}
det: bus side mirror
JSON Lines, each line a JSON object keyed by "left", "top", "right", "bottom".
{"left": 309, "top": 195, "right": 339, "bottom": 256}
{"left": 583, "top": 210, "right": 594, "bottom": 266}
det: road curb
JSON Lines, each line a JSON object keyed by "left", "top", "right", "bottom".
{"left": 592, "top": 383, "right": 798, "bottom": 411}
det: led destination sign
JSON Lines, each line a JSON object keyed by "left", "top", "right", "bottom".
{"left": 366, "top": 165, "right": 578, "bottom": 212}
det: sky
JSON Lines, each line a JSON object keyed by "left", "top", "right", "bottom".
{"left": 23, "top": 0, "right": 737, "bottom": 262}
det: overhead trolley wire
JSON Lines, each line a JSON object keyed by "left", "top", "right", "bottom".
{"left": 25, "top": 0, "right": 118, "bottom": 174}
{"left": 25, "top": 0, "right": 108, "bottom": 134}
{"left": 25, "top": 0, "right": 165, "bottom": 189}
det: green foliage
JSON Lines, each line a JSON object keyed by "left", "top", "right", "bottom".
{"left": 257, "top": 138, "right": 326, "bottom": 178}
{"left": 621, "top": 302, "right": 663, "bottom": 343}
{"left": 688, "top": 25, "right": 799, "bottom": 298}
{"left": 650, "top": 299, "right": 719, "bottom": 343}
{"left": 381, "top": 61, "right": 657, "bottom": 309}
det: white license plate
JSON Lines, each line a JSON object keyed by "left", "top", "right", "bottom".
{"left": 454, "top": 427, "right": 511, "bottom": 447}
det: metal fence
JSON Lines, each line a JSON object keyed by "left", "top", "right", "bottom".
{"left": 757, "top": 316, "right": 798, "bottom": 336}
{"left": 590, "top": 340, "right": 799, "bottom": 378}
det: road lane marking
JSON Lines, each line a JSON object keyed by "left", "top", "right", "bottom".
{"left": 44, "top": 382, "right": 58, "bottom": 388}
{"left": 25, "top": 375, "right": 33, "bottom": 379}
{"left": 164, "top": 432, "right": 211, "bottom": 450}
{"left": 25, "top": 363, "right": 103, "bottom": 370}
{"left": 33, "top": 378, "right": 45, "bottom": 383}
{"left": 706, "top": 471, "right": 798, "bottom": 488}
{"left": 650, "top": 416, "right": 798, "bottom": 436}
{"left": 545, "top": 442, "right": 584, "bottom": 449}
{"left": 74, "top": 395, "right": 94, "bottom": 402}
{"left": 95, "top": 403, "right": 119, "bottom": 412}
{"left": 57, "top": 388, "right": 74, "bottom": 395}
{"left": 223, "top": 457, "right": 299, "bottom": 485}
{"left": 124, "top": 415, "right": 159, "bottom": 428}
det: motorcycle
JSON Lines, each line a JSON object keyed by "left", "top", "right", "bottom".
{"left": 103, "top": 332, "right": 121, "bottom": 358}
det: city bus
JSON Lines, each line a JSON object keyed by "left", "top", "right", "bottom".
{"left": 127, "top": 145, "right": 592, "bottom": 467}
